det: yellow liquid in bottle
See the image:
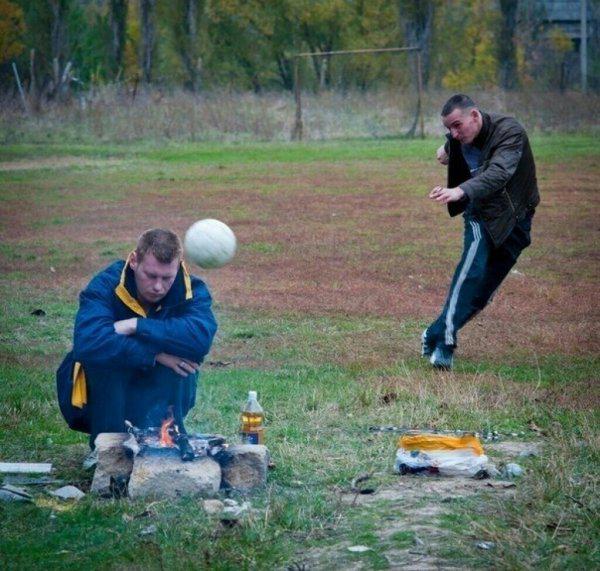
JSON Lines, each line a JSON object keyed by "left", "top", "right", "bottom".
{"left": 240, "top": 411, "right": 265, "bottom": 444}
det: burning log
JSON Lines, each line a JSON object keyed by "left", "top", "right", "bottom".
{"left": 125, "top": 419, "right": 226, "bottom": 462}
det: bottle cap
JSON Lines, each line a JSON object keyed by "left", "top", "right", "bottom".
{"left": 248, "top": 390, "right": 257, "bottom": 400}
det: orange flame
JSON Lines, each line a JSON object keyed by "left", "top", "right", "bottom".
{"left": 160, "top": 414, "right": 175, "bottom": 447}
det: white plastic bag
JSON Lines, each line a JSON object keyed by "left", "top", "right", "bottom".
{"left": 395, "top": 448, "right": 489, "bottom": 477}
{"left": 394, "top": 433, "right": 489, "bottom": 477}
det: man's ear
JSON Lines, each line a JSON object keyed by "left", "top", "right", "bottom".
{"left": 129, "top": 250, "right": 139, "bottom": 270}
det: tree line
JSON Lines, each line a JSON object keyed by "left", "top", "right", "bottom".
{"left": 1, "top": 0, "right": 598, "bottom": 101}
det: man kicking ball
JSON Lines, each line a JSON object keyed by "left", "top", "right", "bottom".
{"left": 423, "top": 94, "right": 540, "bottom": 370}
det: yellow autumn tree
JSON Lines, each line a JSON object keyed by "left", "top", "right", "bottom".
{"left": 0, "top": 0, "right": 25, "bottom": 64}
{"left": 431, "top": 0, "right": 499, "bottom": 90}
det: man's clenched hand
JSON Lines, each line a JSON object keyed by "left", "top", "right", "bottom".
{"left": 429, "top": 185, "right": 465, "bottom": 204}
{"left": 114, "top": 318, "right": 138, "bottom": 335}
{"left": 155, "top": 352, "right": 201, "bottom": 377}
{"left": 436, "top": 144, "right": 449, "bottom": 165}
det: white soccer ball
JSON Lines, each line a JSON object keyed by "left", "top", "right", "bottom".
{"left": 184, "top": 219, "right": 237, "bottom": 269}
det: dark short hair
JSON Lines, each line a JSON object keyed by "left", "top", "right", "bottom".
{"left": 441, "top": 94, "right": 477, "bottom": 117}
{"left": 136, "top": 228, "right": 182, "bottom": 263}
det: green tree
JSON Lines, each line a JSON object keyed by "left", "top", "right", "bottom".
{"left": 430, "top": 0, "right": 499, "bottom": 90}
{"left": 207, "top": 0, "right": 301, "bottom": 91}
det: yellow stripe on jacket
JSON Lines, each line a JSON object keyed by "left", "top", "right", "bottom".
{"left": 72, "top": 361, "right": 87, "bottom": 408}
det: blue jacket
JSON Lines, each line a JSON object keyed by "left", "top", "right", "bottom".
{"left": 57, "top": 257, "right": 217, "bottom": 432}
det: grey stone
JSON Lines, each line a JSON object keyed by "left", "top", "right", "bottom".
{"left": 216, "top": 445, "right": 269, "bottom": 491}
{"left": 221, "top": 500, "right": 251, "bottom": 520}
{"left": 504, "top": 463, "right": 524, "bottom": 478}
{"left": 50, "top": 485, "right": 85, "bottom": 500}
{"left": 128, "top": 449, "right": 221, "bottom": 499}
{"left": 0, "top": 484, "right": 33, "bottom": 502}
{"left": 91, "top": 433, "right": 137, "bottom": 496}
{"left": 484, "top": 463, "right": 500, "bottom": 478}
{"left": 203, "top": 499, "right": 224, "bottom": 515}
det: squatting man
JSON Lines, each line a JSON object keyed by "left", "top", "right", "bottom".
{"left": 423, "top": 94, "right": 540, "bottom": 370}
{"left": 57, "top": 228, "right": 217, "bottom": 457}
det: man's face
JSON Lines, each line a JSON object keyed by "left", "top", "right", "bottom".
{"left": 130, "top": 251, "right": 180, "bottom": 305}
{"left": 442, "top": 107, "right": 481, "bottom": 145}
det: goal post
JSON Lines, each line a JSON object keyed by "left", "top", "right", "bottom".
{"left": 291, "top": 46, "right": 424, "bottom": 141}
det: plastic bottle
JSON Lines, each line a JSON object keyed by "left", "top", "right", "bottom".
{"left": 240, "top": 390, "right": 265, "bottom": 444}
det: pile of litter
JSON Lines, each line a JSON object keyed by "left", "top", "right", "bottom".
{"left": 393, "top": 432, "right": 521, "bottom": 479}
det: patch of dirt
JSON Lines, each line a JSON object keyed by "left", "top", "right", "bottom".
{"left": 296, "top": 472, "right": 517, "bottom": 570}
{"left": 2, "top": 157, "right": 599, "bottom": 364}
{"left": 339, "top": 475, "right": 517, "bottom": 508}
{"left": 0, "top": 157, "right": 124, "bottom": 171}
{"left": 486, "top": 440, "right": 542, "bottom": 458}
{"left": 298, "top": 439, "right": 542, "bottom": 570}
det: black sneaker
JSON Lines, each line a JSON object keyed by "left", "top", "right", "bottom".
{"left": 430, "top": 346, "right": 454, "bottom": 370}
{"left": 82, "top": 449, "right": 98, "bottom": 470}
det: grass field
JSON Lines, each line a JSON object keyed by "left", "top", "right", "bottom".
{"left": 0, "top": 136, "right": 598, "bottom": 569}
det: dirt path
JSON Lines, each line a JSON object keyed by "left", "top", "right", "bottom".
{"left": 290, "top": 441, "right": 541, "bottom": 570}
{"left": 0, "top": 157, "right": 124, "bottom": 171}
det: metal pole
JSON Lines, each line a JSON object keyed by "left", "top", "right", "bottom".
{"left": 295, "top": 46, "right": 419, "bottom": 58}
{"left": 581, "top": 0, "right": 588, "bottom": 93}
{"left": 293, "top": 58, "right": 303, "bottom": 141}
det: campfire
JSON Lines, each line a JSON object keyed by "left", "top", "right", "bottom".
{"left": 125, "top": 415, "right": 226, "bottom": 462}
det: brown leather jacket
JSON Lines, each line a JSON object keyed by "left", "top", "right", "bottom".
{"left": 446, "top": 112, "right": 540, "bottom": 247}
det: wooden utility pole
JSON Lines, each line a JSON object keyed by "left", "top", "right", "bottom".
{"left": 581, "top": 0, "right": 588, "bottom": 93}
{"left": 416, "top": 51, "right": 424, "bottom": 139}
{"left": 292, "top": 58, "right": 303, "bottom": 141}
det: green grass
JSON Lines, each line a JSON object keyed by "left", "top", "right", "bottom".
{"left": 1, "top": 134, "right": 597, "bottom": 166}
{"left": 0, "top": 136, "right": 598, "bottom": 569}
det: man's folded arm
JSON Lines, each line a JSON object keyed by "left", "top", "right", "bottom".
{"left": 136, "top": 287, "right": 217, "bottom": 362}
{"left": 73, "top": 287, "right": 157, "bottom": 369}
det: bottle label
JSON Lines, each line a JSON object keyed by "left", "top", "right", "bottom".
{"left": 241, "top": 432, "right": 260, "bottom": 445}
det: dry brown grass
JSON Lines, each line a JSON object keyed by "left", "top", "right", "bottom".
{"left": 1, "top": 87, "right": 599, "bottom": 144}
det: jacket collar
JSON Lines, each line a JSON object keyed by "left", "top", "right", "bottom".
{"left": 472, "top": 111, "right": 490, "bottom": 149}
{"left": 114, "top": 253, "right": 193, "bottom": 317}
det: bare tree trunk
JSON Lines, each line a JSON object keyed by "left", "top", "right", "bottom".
{"left": 110, "top": 0, "right": 127, "bottom": 80}
{"left": 498, "top": 0, "right": 519, "bottom": 89}
{"left": 275, "top": 54, "right": 294, "bottom": 91}
{"left": 181, "top": 0, "right": 201, "bottom": 91}
{"left": 50, "top": 0, "right": 68, "bottom": 76}
{"left": 398, "top": 0, "right": 434, "bottom": 88}
{"left": 173, "top": 0, "right": 204, "bottom": 91}
{"left": 140, "top": 0, "right": 156, "bottom": 84}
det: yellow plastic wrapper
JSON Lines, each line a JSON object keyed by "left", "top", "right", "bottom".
{"left": 395, "top": 432, "right": 488, "bottom": 476}
{"left": 398, "top": 433, "right": 484, "bottom": 456}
